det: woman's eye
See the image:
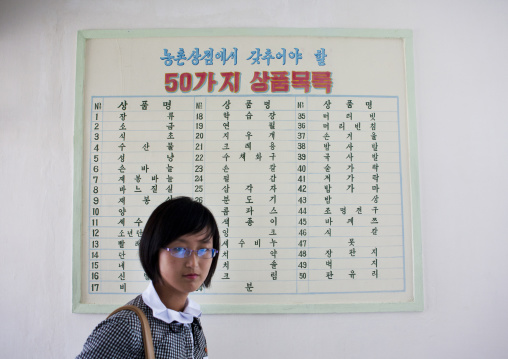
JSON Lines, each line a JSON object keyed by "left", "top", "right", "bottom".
{"left": 174, "top": 247, "right": 186, "bottom": 253}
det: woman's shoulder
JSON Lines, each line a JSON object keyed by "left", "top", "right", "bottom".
{"left": 75, "top": 296, "right": 146, "bottom": 359}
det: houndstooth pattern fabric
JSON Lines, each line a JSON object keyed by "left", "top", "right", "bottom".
{"left": 76, "top": 295, "right": 208, "bottom": 359}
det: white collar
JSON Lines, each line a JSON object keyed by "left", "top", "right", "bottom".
{"left": 142, "top": 281, "right": 202, "bottom": 324}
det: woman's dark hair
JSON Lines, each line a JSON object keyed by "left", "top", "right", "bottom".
{"left": 139, "top": 196, "right": 220, "bottom": 288}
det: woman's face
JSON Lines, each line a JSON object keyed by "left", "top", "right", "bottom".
{"left": 157, "top": 228, "right": 214, "bottom": 298}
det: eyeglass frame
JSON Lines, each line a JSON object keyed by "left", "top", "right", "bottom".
{"left": 163, "top": 247, "right": 218, "bottom": 259}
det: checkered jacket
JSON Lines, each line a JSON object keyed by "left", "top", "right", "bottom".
{"left": 76, "top": 295, "right": 208, "bottom": 359}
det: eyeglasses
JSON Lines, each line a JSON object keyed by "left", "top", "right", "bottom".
{"left": 164, "top": 247, "right": 218, "bottom": 259}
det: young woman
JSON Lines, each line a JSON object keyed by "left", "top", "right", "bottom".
{"left": 76, "top": 196, "right": 220, "bottom": 359}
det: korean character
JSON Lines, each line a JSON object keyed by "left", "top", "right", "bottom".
{"left": 222, "top": 184, "right": 230, "bottom": 193}
{"left": 323, "top": 99, "right": 332, "bottom": 109}
{"left": 275, "top": 48, "right": 287, "bottom": 64}
{"left": 372, "top": 173, "right": 380, "bottom": 182}
{"left": 118, "top": 251, "right": 126, "bottom": 259}
{"left": 270, "top": 238, "right": 278, "bottom": 247}
{"left": 163, "top": 100, "right": 172, "bottom": 110}
{"left": 326, "top": 271, "right": 334, "bottom": 279}
{"left": 349, "top": 248, "right": 356, "bottom": 257}
{"left": 292, "top": 71, "right": 310, "bottom": 92}
{"left": 270, "top": 174, "right": 277, "bottom": 182}
{"left": 371, "top": 247, "right": 378, "bottom": 256}
{"left": 371, "top": 259, "right": 378, "bottom": 268}
{"left": 118, "top": 230, "right": 125, "bottom": 238}
{"left": 323, "top": 142, "right": 331, "bottom": 151}
{"left": 314, "top": 48, "right": 327, "bottom": 66}
{"left": 245, "top": 142, "right": 252, "bottom": 150}
{"left": 370, "top": 112, "right": 376, "bottom": 120}
{"left": 134, "top": 218, "right": 143, "bottom": 227}
{"left": 261, "top": 48, "right": 275, "bottom": 65}
{"left": 118, "top": 261, "right": 125, "bottom": 269}
{"left": 160, "top": 49, "right": 175, "bottom": 66}
{"left": 175, "top": 48, "right": 187, "bottom": 66}
{"left": 324, "top": 184, "right": 332, "bottom": 193}
{"left": 271, "top": 271, "right": 278, "bottom": 280}
{"left": 269, "top": 183, "right": 277, "bottom": 192}
{"left": 143, "top": 196, "right": 150, "bottom": 205}
{"left": 270, "top": 71, "right": 289, "bottom": 92}
{"left": 346, "top": 174, "right": 354, "bottom": 182}
{"left": 349, "top": 270, "right": 356, "bottom": 279}
{"left": 338, "top": 122, "right": 345, "bottom": 130}
{"left": 269, "top": 194, "right": 277, "bottom": 204}
{"left": 347, "top": 100, "right": 354, "bottom": 108}
{"left": 118, "top": 175, "right": 125, "bottom": 183}
{"left": 270, "top": 260, "right": 277, "bottom": 269}
{"left": 346, "top": 184, "right": 355, "bottom": 193}
{"left": 372, "top": 269, "right": 379, "bottom": 278}
{"left": 118, "top": 144, "right": 126, "bottom": 153}
{"left": 255, "top": 239, "right": 261, "bottom": 247}
{"left": 347, "top": 217, "right": 354, "bottom": 226}
{"left": 222, "top": 195, "right": 230, "bottom": 204}
{"left": 120, "top": 283, "right": 127, "bottom": 292}
{"left": 187, "top": 48, "right": 202, "bottom": 65}
{"left": 134, "top": 186, "right": 142, "bottom": 193}
{"left": 256, "top": 152, "right": 263, "bottom": 161}
{"left": 371, "top": 122, "right": 377, "bottom": 131}
{"left": 355, "top": 122, "right": 361, "bottom": 130}
{"left": 245, "top": 99, "right": 252, "bottom": 109}
{"left": 312, "top": 71, "right": 332, "bottom": 93}
{"left": 270, "top": 249, "right": 278, "bottom": 258}
{"left": 140, "top": 100, "right": 148, "bottom": 110}
{"left": 118, "top": 218, "right": 125, "bottom": 226}
{"left": 221, "top": 237, "right": 229, "bottom": 247}
{"left": 199, "top": 48, "right": 214, "bottom": 65}
{"left": 250, "top": 71, "right": 270, "bottom": 92}
{"left": 324, "top": 228, "right": 331, "bottom": 236}
{"left": 324, "top": 174, "right": 331, "bottom": 182}
{"left": 264, "top": 100, "right": 271, "bottom": 109}
{"left": 222, "top": 143, "right": 230, "bottom": 150}
{"left": 269, "top": 229, "right": 277, "bottom": 236}
{"left": 324, "top": 164, "right": 331, "bottom": 172}
{"left": 222, "top": 261, "right": 230, "bottom": 270}
{"left": 222, "top": 217, "right": 230, "bottom": 226}
{"left": 221, "top": 250, "right": 229, "bottom": 259}
{"left": 222, "top": 273, "right": 230, "bottom": 280}
{"left": 323, "top": 122, "right": 330, "bottom": 130}
{"left": 349, "top": 238, "right": 355, "bottom": 246}
{"left": 245, "top": 195, "right": 253, "bottom": 204}
{"left": 142, "top": 142, "right": 150, "bottom": 151}
{"left": 166, "top": 184, "right": 173, "bottom": 193}
{"left": 366, "top": 100, "right": 372, "bottom": 109}
{"left": 219, "top": 72, "right": 240, "bottom": 93}
{"left": 270, "top": 217, "right": 278, "bottom": 226}
{"left": 239, "top": 239, "right": 245, "bottom": 248}
{"left": 118, "top": 196, "right": 125, "bottom": 205}
{"left": 371, "top": 227, "right": 378, "bottom": 235}
{"left": 127, "top": 229, "right": 133, "bottom": 237}
{"left": 117, "top": 100, "right": 128, "bottom": 110}
{"left": 119, "top": 207, "right": 126, "bottom": 216}
{"left": 326, "top": 259, "right": 333, "bottom": 269}
{"left": 222, "top": 207, "right": 230, "bottom": 216}
{"left": 245, "top": 111, "right": 253, "bottom": 120}
{"left": 247, "top": 48, "right": 262, "bottom": 64}
{"left": 245, "top": 206, "right": 254, "bottom": 215}
{"left": 222, "top": 153, "right": 230, "bottom": 161}
{"left": 289, "top": 48, "right": 302, "bottom": 64}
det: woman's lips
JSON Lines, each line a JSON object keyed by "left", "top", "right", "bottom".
{"left": 184, "top": 274, "right": 199, "bottom": 279}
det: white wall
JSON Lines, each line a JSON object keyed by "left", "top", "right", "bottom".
{"left": 1, "top": 0, "right": 507, "bottom": 358}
